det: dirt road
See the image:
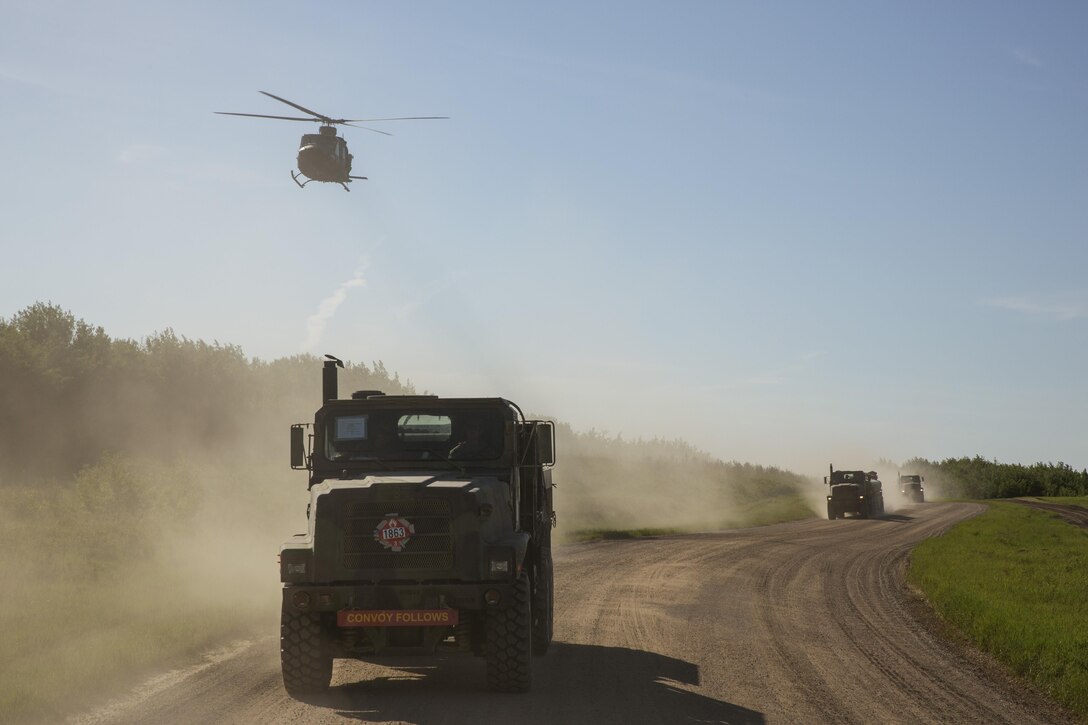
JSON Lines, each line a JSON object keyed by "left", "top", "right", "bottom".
{"left": 71, "top": 502, "right": 1071, "bottom": 724}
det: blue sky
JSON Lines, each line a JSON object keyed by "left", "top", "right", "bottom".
{"left": 2, "top": 1, "right": 1085, "bottom": 472}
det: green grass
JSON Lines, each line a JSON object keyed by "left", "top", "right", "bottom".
{"left": 909, "top": 500, "right": 1088, "bottom": 719}
{"left": 1045, "top": 495, "right": 1088, "bottom": 508}
{"left": 569, "top": 493, "right": 814, "bottom": 542}
{"left": 722, "top": 492, "right": 814, "bottom": 528}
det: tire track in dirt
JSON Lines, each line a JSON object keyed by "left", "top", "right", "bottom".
{"left": 68, "top": 503, "right": 1075, "bottom": 724}
{"left": 1011, "top": 498, "right": 1088, "bottom": 529}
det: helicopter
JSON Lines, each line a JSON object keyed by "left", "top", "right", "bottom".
{"left": 215, "top": 91, "right": 447, "bottom": 191}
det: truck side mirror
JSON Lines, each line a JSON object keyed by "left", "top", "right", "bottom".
{"left": 291, "top": 425, "right": 308, "bottom": 470}
{"left": 535, "top": 422, "right": 555, "bottom": 466}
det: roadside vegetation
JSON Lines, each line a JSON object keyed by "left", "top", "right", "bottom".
{"left": 909, "top": 501, "right": 1088, "bottom": 719}
{"left": 556, "top": 426, "right": 814, "bottom": 541}
{"left": 566, "top": 485, "right": 814, "bottom": 543}
{"left": 900, "top": 456, "right": 1088, "bottom": 499}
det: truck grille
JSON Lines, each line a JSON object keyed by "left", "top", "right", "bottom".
{"left": 831, "top": 484, "right": 860, "bottom": 500}
{"left": 341, "top": 499, "right": 454, "bottom": 571}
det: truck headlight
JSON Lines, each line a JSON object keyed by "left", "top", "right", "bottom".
{"left": 280, "top": 549, "right": 313, "bottom": 582}
{"left": 487, "top": 547, "right": 515, "bottom": 578}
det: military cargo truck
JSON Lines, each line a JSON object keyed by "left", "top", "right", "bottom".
{"left": 825, "top": 465, "right": 885, "bottom": 519}
{"left": 279, "top": 356, "right": 556, "bottom": 695}
{"left": 898, "top": 473, "right": 925, "bottom": 503}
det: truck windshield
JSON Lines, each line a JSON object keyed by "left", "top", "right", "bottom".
{"left": 325, "top": 409, "right": 505, "bottom": 463}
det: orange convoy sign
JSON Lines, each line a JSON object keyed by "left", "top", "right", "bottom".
{"left": 337, "top": 609, "right": 459, "bottom": 627}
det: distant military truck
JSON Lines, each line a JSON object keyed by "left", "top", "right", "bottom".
{"left": 825, "top": 465, "right": 885, "bottom": 519}
{"left": 280, "top": 356, "right": 556, "bottom": 696}
{"left": 898, "top": 473, "right": 925, "bottom": 503}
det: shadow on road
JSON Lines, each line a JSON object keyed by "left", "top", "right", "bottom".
{"left": 304, "top": 642, "right": 764, "bottom": 724}
{"left": 880, "top": 513, "right": 916, "bottom": 523}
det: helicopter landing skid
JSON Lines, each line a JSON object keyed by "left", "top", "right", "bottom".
{"left": 291, "top": 171, "right": 367, "bottom": 192}
{"left": 290, "top": 171, "right": 314, "bottom": 189}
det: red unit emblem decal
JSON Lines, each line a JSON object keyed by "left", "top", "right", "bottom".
{"left": 373, "top": 514, "right": 415, "bottom": 552}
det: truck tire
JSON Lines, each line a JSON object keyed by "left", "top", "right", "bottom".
{"left": 281, "top": 607, "right": 333, "bottom": 697}
{"left": 827, "top": 502, "right": 836, "bottom": 521}
{"left": 531, "top": 552, "right": 554, "bottom": 655}
{"left": 486, "top": 572, "right": 532, "bottom": 692}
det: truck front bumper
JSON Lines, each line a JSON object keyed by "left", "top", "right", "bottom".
{"left": 282, "top": 581, "right": 517, "bottom": 615}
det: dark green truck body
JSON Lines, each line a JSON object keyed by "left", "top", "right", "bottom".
{"left": 825, "top": 466, "right": 885, "bottom": 519}
{"left": 898, "top": 473, "right": 925, "bottom": 503}
{"left": 280, "top": 359, "right": 555, "bottom": 695}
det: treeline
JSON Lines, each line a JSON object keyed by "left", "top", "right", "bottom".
{"left": 902, "top": 455, "right": 1088, "bottom": 499}
{"left": 0, "top": 302, "right": 813, "bottom": 531}
{"left": 0, "top": 302, "right": 413, "bottom": 481}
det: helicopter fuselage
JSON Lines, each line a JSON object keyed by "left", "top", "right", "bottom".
{"left": 297, "top": 126, "right": 354, "bottom": 184}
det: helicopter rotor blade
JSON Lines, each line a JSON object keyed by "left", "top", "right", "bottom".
{"left": 220, "top": 93, "right": 448, "bottom": 133}
{"left": 342, "top": 124, "right": 393, "bottom": 136}
{"left": 214, "top": 112, "right": 323, "bottom": 122}
{"left": 259, "top": 91, "right": 330, "bottom": 123}
{"left": 338, "top": 116, "right": 450, "bottom": 122}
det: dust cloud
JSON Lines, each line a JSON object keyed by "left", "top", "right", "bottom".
{"left": 0, "top": 303, "right": 816, "bottom": 721}
{"left": 787, "top": 456, "right": 960, "bottom": 520}
{"left": 552, "top": 426, "right": 814, "bottom": 536}
{"left": 0, "top": 310, "right": 401, "bottom": 721}
{"left": 818, "top": 458, "right": 952, "bottom": 516}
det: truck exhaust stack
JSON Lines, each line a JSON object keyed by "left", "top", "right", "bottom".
{"left": 323, "top": 354, "right": 344, "bottom": 402}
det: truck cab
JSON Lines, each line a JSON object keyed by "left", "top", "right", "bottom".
{"left": 825, "top": 465, "right": 885, "bottom": 519}
{"left": 280, "top": 357, "right": 555, "bottom": 695}
{"left": 898, "top": 473, "right": 925, "bottom": 503}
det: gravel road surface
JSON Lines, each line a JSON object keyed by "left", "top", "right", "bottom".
{"left": 70, "top": 502, "right": 1072, "bottom": 725}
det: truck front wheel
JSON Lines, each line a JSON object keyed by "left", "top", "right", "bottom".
{"left": 486, "top": 572, "right": 532, "bottom": 692}
{"left": 281, "top": 606, "right": 333, "bottom": 697}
